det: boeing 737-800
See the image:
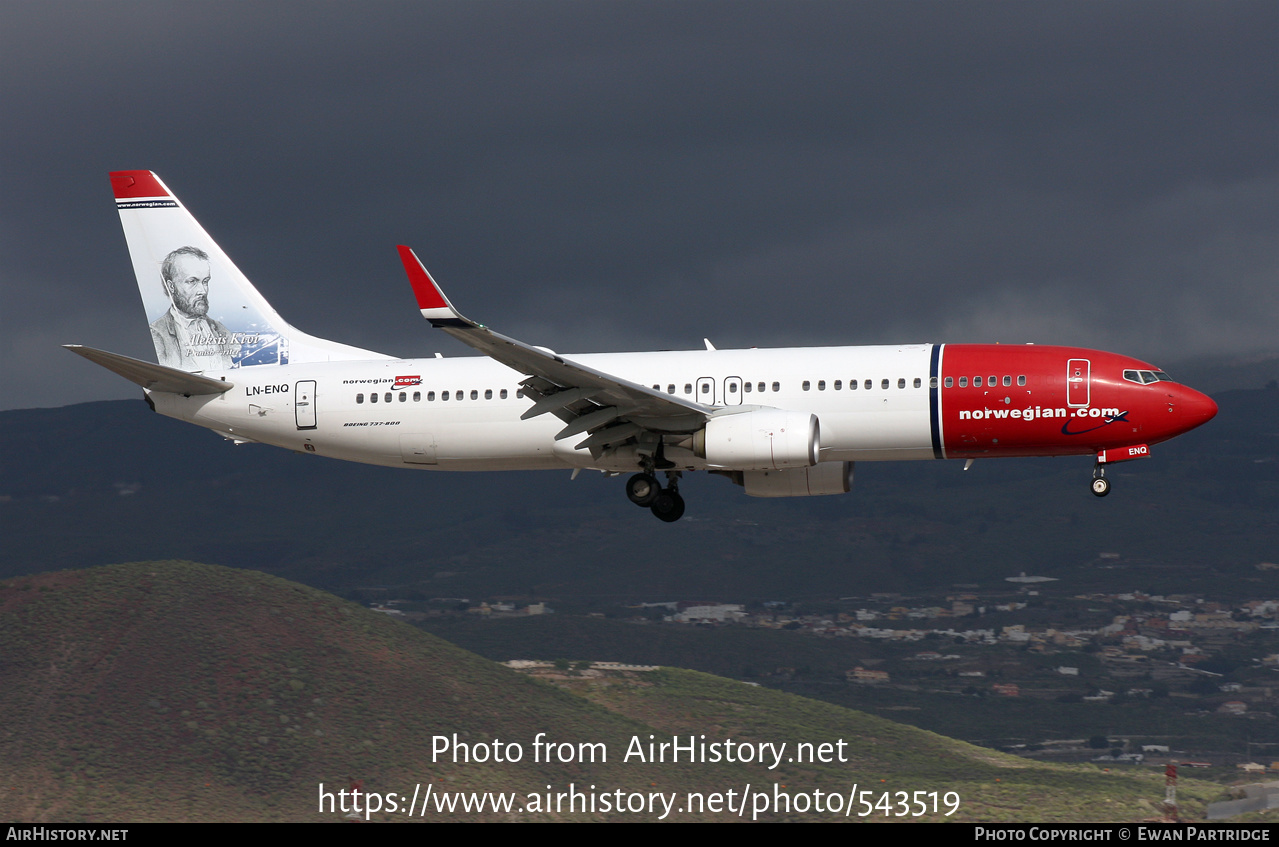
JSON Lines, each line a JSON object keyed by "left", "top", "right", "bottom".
{"left": 67, "top": 171, "right": 1218, "bottom": 522}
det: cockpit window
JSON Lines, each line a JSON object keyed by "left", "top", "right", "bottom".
{"left": 1124, "top": 369, "right": 1174, "bottom": 385}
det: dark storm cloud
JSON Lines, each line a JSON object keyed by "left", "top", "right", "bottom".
{"left": 1, "top": 1, "right": 1275, "bottom": 409}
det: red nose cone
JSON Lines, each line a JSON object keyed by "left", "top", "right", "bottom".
{"left": 1179, "top": 387, "right": 1218, "bottom": 432}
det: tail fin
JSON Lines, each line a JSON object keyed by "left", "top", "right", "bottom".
{"left": 110, "top": 171, "right": 390, "bottom": 372}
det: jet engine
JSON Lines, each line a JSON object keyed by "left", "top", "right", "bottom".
{"left": 692, "top": 409, "right": 819, "bottom": 470}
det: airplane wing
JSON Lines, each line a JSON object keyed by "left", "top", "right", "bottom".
{"left": 63, "top": 345, "right": 234, "bottom": 395}
{"left": 397, "top": 246, "right": 712, "bottom": 450}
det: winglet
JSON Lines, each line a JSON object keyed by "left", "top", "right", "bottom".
{"left": 397, "top": 245, "right": 465, "bottom": 325}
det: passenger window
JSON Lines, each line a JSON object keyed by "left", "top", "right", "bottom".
{"left": 500, "top": 389, "right": 508, "bottom": 399}
{"left": 864, "top": 380, "right": 871, "bottom": 390}
{"left": 929, "top": 377, "right": 937, "bottom": 388}
{"left": 470, "top": 390, "right": 478, "bottom": 400}
{"left": 944, "top": 377, "right": 953, "bottom": 388}
{"left": 989, "top": 376, "right": 996, "bottom": 387}
{"left": 356, "top": 393, "right": 364, "bottom": 404}
{"left": 370, "top": 392, "right": 379, "bottom": 404}
{"left": 485, "top": 389, "right": 493, "bottom": 399}
{"left": 959, "top": 377, "right": 968, "bottom": 388}
{"left": 428, "top": 391, "right": 436, "bottom": 401}
{"left": 1002, "top": 376, "right": 1011, "bottom": 386}
{"left": 385, "top": 392, "right": 392, "bottom": 403}
{"left": 772, "top": 382, "right": 780, "bottom": 392}
{"left": 700, "top": 383, "right": 710, "bottom": 395}
{"left": 802, "top": 380, "right": 811, "bottom": 391}
{"left": 758, "top": 382, "right": 766, "bottom": 392}
{"left": 974, "top": 376, "right": 982, "bottom": 387}
{"left": 914, "top": 378, "right": 922, "bottom": 388}
{"left": 399, "top": 392, "right": 407, "bottom": 402}
{"left": 729, "top": 382, "right": 738, "bottom": 394}
{"left": 441, "top": 391, "right": 449, "bottom": 401}
{"left": 850, "top": 380, "right": 858, "bottom": 390}
{"left": 667, "top": 384, "right": 675, "bottom": 394}
{"left": 413, "top": 391, "right": 421, "bottom": 402}
{"left": 515, "top": 390, "right": 523, "bottom": 398}
{"left": 744, "top": 382, "right": 752, "bottom": 393}
{"left": 1017, "top": 375, "right": 1026, "bottom": 386}
{"left": 834, "top": 380, "right": 842, "bottom": 390}
{"left": 897, "top": 378, "right": 905, "bottom": 389}
{"left": 881, "top": 379, "right": 889, "bottom": 389}
{"left": 685, "top": 384, "right": 693, "bottom": 394}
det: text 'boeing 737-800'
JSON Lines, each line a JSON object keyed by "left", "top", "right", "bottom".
{"left": 66, "top": 171, "right": 1218, "bottom": 522}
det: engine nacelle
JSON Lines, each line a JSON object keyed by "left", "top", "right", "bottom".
{"left": 743, "top": 461, "right": 853, "bottom": 498}
{"left": 693, "top": 409, "right": 819, "bottom": 470}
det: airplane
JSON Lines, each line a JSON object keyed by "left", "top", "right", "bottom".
{"left": 66, "top": 170, "right": 1219, "bottom": 522}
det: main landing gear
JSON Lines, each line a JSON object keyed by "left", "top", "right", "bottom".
{"left": 1091, "top": 464, "right": 1111, "bottom": 497}
{"left": 626, "top": 471, "right": 685, "bottom": 522}
{"left": 626, "top": 440, "right": 685, "bottom": 521}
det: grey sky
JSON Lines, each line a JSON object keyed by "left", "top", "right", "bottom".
{"left": 2, "top": 1, "right": 1275, "bottom": 410}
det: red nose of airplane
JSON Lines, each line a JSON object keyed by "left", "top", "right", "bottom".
{"left": 1176, "top": 385, "right": 1218, "bottom": 433}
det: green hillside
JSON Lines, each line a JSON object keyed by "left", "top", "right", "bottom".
{"left": 0, "top": 562, "right": 1220, "bottom": 822}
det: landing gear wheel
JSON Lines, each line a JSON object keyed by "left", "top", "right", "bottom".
{"left": 1091, "top": 476, "right": 1110, "bottom": 497}
{"left": 626, "top": 473, "right": 660, "bottom": 507}
{"left": 650, "top": 490, "right": 686, "bottom": 522}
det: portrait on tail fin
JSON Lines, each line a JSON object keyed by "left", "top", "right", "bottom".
{"left": 149, "top": 246, "right": 235, "bottom": 371}
{"left": 111, "top": 170, "right": 386, "bottom": 370}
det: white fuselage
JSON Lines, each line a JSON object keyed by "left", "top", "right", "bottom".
{"left": 153, "top": 344, "right": 937, "bottom": 472}
{"left": 98, "top": 170, "right": 1219, "bottom": 516}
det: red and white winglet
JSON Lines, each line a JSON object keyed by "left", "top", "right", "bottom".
{"left": 396, "top": 245, "right": 467, "bottom": 326}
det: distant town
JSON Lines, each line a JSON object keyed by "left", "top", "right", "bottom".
{"left": 362, "top": 557, "right": 1279, "bottom": 774}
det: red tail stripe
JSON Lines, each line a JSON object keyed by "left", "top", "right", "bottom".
{"left": 110, "top": 170, "right": 169, "bottom": 199}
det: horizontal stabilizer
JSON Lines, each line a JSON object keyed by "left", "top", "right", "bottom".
{"left": 63, "top": 345, "right": 234, "bottom": 396}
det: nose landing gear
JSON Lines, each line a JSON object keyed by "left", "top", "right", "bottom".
{"left": 1091, "top": 464, "right": 1110, "bottom": 497}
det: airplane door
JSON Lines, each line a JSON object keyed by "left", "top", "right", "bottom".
{"left": 1066, "top": 359, "right": 1090, "bottom": 407}
{"left": 723, "top": 376, "right": 743, "bottom": 406}
{"left": 696, "top": 377, "right": 716, "bottom": 405}
{"left": 295, "top": 380, "right": 317, "bottom": 429}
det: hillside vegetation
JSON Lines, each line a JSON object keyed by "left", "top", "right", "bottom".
{"left": 0, "top": 562, "right": 1220, "bottom": 821}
